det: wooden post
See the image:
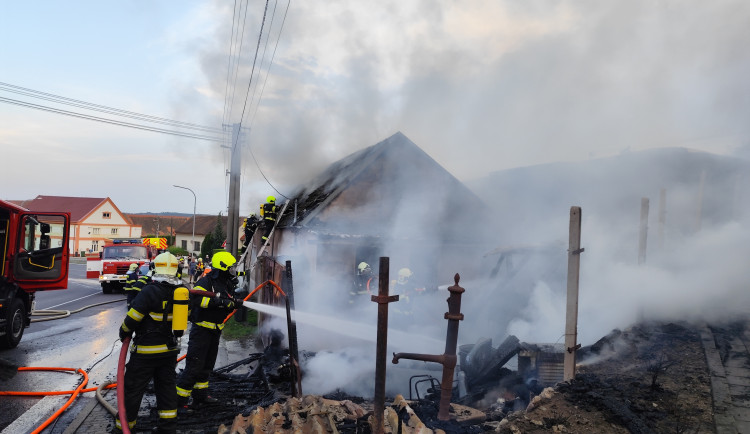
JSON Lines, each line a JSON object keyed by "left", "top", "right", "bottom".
{"left": 658, "top": 189, "right": 666, "bottom": 250}
{"left": 638, "top": 198, "right": 649, "bottom": 265}
{"left": 564, "top": 206, "right": 583, "bottom": 382}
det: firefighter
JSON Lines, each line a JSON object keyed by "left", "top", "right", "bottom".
{"left": 177, "top": 257, "right": 185, "bottom": 280}
{"left": 176, "top": 251, "right": 241, "bottom": 409}
{"left": 349, "top": 262, "right": 376, "bottom": 305}
{"left": 115, "top": 252, "right": 184, "bottom": 434}
{"left": 123, "top": 263, "right": 140, "bottom": 309}
{"left": 260, "top": 196, "right": 278, "bottom": 243}
{"left": 193, "top": 258, "right": 204, "bottom": 281}
{"left": 390, "top": 268, "right": 415, "bottom": 322}
{"left": 243, "top": 213, "right": 260, "bottom": 248}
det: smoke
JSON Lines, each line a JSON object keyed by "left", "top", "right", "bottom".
{"left": 191, "top": 0, "right": 750, "bottom": 203}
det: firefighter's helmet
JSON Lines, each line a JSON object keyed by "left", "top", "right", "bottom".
{"left": 358, "top": 262, "right": 371, "bottom": 274}
{"left": 211, "top": 251, "right": 237, "bottom": 271}
{"left": 198, "top": 258, "right": 203, "bottom": 262}
{"left": 397, "top": 268, "right": 412, "bottom": 284}
{"left": 128, "top": 263, "right": 138, "bottom": 272}
{"left": 266, "top": 195, "right": 276, "bottom": 203}
{"left": 153, "top": 252, "right": 179, "bottom": 277}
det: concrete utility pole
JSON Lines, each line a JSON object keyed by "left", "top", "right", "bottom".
{"left": 564, "top": 206, "right": 583, "bottom": 382}
{"left": 638, "top": 197, "right": 649, "bottom": 265}
{"left": 223, "top": 123, "right": 245, "bottom": 257}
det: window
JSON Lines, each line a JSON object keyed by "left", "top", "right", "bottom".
{"left": 92, "top": 240, "right": 99, "bottom": 252}
{"left": 92, "top": 228, "right": 100, "bottom": 235}
{"left": 181, "top": 240, "right": 187, "bottom": 249}
{"left": 102, "top": 212, "right": 111, "bottom": 218}
{"left": 111, "top": 228, "right": 118, "bottom": 235}
{"left": 193, "top": 241, "right": 200, "bottom": 251}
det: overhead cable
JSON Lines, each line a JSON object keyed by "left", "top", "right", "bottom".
{"left": 221, "top": 0, "right": 240, "bottom": 127}
{"left": 0, "top": 96, "right": 220, "bottom": 141}
{"left": 0, "top": 81, "right": 220, "bottom": 133}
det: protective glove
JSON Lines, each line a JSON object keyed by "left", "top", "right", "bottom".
{"left": 119, "top": 327, "right": 133, "bottom": 342}
{"left": 234, "top": 296, "right": 246, "bottom": 306}
{"left": 221, "top": 298, "right": 235, "bottom": 310}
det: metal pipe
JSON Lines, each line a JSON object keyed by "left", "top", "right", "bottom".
{"left": 372, "top": 257, "right": 398, "bottom": 434}
{"left": 391, "top": 273, "right": 465, "bottom": 421}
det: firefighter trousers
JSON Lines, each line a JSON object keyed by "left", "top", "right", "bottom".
{"left": 176, "top": 325, "right": 221, "bottom": 403}
{"left": 117, "top": 352, "right": 177, "bottom": 433}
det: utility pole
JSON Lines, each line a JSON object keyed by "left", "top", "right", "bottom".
{"left": 222, "top": 123, "right": 245, "bottom": 257}
{"left": 564, "top": 206, "right": 583, "bottom": 382}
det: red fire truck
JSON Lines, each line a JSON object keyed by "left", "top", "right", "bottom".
{"left": 0, "top": 199, "right": 70, "bottom": 348}
{"left": 87, "top": 238, "right": 164, "bottom": 293}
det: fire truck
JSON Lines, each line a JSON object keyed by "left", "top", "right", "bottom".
{"left": 0, "top": 199, "right": 70, "bottom": 348}
{"left": 87, "top": 238, "right": 165, "bottom": 293}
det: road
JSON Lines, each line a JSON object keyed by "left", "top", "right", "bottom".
{"left": 0, "top": 262, "right": 125, "bottom": 433}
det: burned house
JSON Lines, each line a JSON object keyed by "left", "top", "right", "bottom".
{"left": 244, "top": 132, "right": 494, "bottom": 300}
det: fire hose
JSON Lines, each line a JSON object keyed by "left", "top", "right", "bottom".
{"left": 3, "top": 280, "right": 286, "bottom": 433}
{"left": 31, "top": 298, "right": 128, "bottom": 322}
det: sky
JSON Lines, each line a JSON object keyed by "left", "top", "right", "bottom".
{"left": 2, "top": 0, "right": 750, "bottom": 217}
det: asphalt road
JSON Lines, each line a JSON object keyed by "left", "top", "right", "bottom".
{"left": 0, "top": 262, "right": 125, "bottom": 433}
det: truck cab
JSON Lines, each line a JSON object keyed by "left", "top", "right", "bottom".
{"left": 0, "top": 199, "right": 70, "bottom": 348}
{"left": 92, "top": 239, "right": 159, "bottom": 293}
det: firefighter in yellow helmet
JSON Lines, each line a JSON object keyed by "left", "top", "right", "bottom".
{"left": 260, "top": 195, "right": 278, "bottom": 243}
{"left": 176, "top": 251, "right": 242, "bottom": 410}
{"left": 116, "top": 252, "right": 184, "bottom": 433}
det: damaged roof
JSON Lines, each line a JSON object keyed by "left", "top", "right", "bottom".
{"left": 277, "top": 132, "right": 491, "bottom": 242}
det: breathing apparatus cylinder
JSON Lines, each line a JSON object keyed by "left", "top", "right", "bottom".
{"left": 172, "top": 287, "right": 189, "bottom": 337}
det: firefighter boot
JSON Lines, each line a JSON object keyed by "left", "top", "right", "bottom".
{"left": 191, "top": 395, "right": 219, "bottom": 407}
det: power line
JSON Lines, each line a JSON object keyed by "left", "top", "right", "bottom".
{"left": 0, "top": 81, "right": 220, "bottom": 133}
{"left": 221, "top": 0, "right": 240, "bottom": 128}
{"left": 0, "top": 96, "right": 220, "bottom": 141}
{"left": 227, "top": 0, "right": 251, "bottom": 125}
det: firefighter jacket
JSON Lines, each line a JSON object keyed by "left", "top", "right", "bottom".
{"left": 190, "top": 269, "right": 236, "bottom": 331}
{"left": 262, "top": 202, "right": 277, "bottom": 222}
{"left": 120, "top": 281, "right": 181, "bottom": 356}
{"left": 132, "top": 273, "right": 152, "bottom": 292}
{"left": 123, "top": 270, "right": 139, "bottom": 292}
{"left": 244, "top": 215, "right": 260, "bottom": 244}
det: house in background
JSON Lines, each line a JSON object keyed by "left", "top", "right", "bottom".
{"left": 174, "top": 215, "right": 234, "bottom": 256}
{"left": 9, "top": 195, "right": 141, "bottom": 256}
{"left": 127, "top": 214, "right": 192, "bottom": 240}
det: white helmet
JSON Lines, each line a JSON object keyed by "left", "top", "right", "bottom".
{"left": 397, "top": 268, "right": 412, "bottom": 284}
{"left": 152, "top": 252, "right": 180, "bottom": 282}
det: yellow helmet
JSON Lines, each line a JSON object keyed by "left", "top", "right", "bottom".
{"left": 358, "top": 262, "right": 370, "bottom": 273}
{"left": 211, "top": 251, "right": 237, "bottom": 271}
{"left": 266, "top": 195, "right": 276, "bottom": 203}
{"left": 153, "top": 252, "right": 179, "bottom": 277}
{"left": 128, "top": 263, "right": 138, "bottom": 272}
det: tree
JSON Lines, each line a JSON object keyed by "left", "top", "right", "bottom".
{"left": 200, "top": 233, "right": 214, "bottom": 259}
{"left": 212, "top": 213, "right": 226, "bottom": 251}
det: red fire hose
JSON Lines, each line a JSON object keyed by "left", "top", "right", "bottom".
{"left": 117, "top": 336, "right": 131, "bottom": 434}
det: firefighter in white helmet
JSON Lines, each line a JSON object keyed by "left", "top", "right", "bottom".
{"left": 349, "top": 262, "right": 377, "bottom": 305}
{"left": 116, "top": 252, "right": 185, "bottom": 434}
{"left": 176, "top": 251, "right": 243, "bottom": 410}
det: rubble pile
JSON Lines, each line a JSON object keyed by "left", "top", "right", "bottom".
{"left": 218, "top": 395, "right": 369, "bottom": 434}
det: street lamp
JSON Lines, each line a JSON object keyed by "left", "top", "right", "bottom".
{"left": 173, "top": 185, "right": 196, "bottom": 255}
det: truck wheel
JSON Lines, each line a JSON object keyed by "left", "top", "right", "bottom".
{"left": 102, "top": 283, "right": 113, "bottom": 294}
{"left": 1, "top": 298, "right": 26, "bottom": 349}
